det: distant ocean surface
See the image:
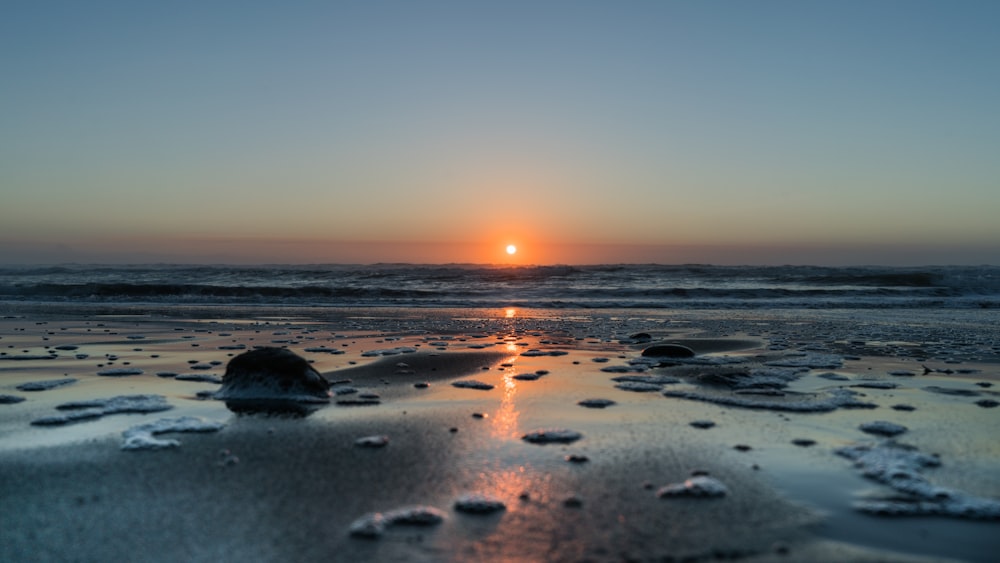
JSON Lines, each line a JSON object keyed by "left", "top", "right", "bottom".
{"left": 0, "top": 264, "right": 997, "bottom": 309}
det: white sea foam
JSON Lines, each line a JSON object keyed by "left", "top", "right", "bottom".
{"left": 835, "top": 441, "right": 1000, "bottom": 518}
{"left": 657, "top": 476, "right": 728, "bottom": 498}
{"left": 614, "top": 381, "right": 664, "bottom": 392}
{"left": 15, "top": 378, "right": 78, "bottom": 391}
{"left": 348, "top": 504, "right": 447, "bottom": 539}
{"left": 764, "top": 353, "right": 843, "bottom": 369}
{"left": 355, "top": 435, "right": 389, "bottom": 448}
{"left": 121, "top": 416, "right": 225, "bottom": 451}
{"left": 663, "top": 388, "right": 876, "bottom": 412}
{"left": 361, "top": 347, "right": 417, "bottom": 357}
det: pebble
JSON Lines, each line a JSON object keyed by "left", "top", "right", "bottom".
{"left": 451, "top": 380, "right": 494, "bottom": 390}
{"left": 96, "top": 368, "right": 145, "bottom": 377}
{"left": 577, "top": 398, "right": 616, "bottom": 408}
{"left": 791, "top": 439, "right": 816, "bottom": 447}
{"left": 859, "top": 421, "right": 908, "bottom": 437}
{"left": 512, "top": 373, "right": 542, "bottom": 381}
{"left": 689, "top": 420, "right": 716, "bottom": 429}
{"left": 975, "top": 399, "right": 999, "bottom": 408}
{"left": 522, "top": 428, "right": 582, "bottom": 444}
{"left": 454, "top": 493, "right": 506, "bottom": 514}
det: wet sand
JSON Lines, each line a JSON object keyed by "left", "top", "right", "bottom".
{"left": 1, "top": 307, "right": 998, "bottom": 562}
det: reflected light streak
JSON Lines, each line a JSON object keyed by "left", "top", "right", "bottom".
{"left": 490, "top": 372, "right": 521, "bottom": 440}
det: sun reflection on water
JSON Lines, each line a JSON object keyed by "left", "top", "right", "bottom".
{"left": 491, "top": 371, "right": 521, "bottom": 439}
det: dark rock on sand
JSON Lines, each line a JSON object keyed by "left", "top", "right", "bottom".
{"left": 216, "top": 347, "right": 330, "bottom": 414}
{"left": 1, "top": 394, "right": 26, "bottom": 404}
{"left": 859, "top": 421, "right": 908, "bottom": 437}
{"left": 641, "top": 344, "right": 696, "bottom": 358}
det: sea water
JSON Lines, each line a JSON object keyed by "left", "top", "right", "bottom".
{"left": 1, "top": 263, "right": 997, "bottom": 309}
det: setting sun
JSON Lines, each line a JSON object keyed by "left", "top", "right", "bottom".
{"left": 506, "top": 244, "right": 517, "bottom": 255}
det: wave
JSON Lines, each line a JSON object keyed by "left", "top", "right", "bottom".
{"left": 0, "top": 264, "right": 996, "bottom": 309}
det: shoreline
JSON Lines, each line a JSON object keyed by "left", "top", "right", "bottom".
{"left": 1, "top": 307, "right": 998, "bottom": 561}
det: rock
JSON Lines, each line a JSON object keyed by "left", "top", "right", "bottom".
{"left": 577, "top": 398, "right": 616, "bottom": 408}
{"left": 859, "top": 421, "right": 908, "bottom": 437}
{"left": 522, "top": 428, "right": 582, "bottom": 444}
{"left": 454, "top": 493, "right": 506, "bottom": 514}
{"left": 216, "top": 347, "right": 330, "bottom": 402}
{"left": 451, "top": 380, "right": 494, "bottom": 390}
{"left": 641, "top": 344, "right": 696, "bottom": 358}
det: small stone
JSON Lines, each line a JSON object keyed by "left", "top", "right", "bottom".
{"left": 791, "top": 439, "right": 816, "bottom": 447}
{"left": 454, "top": 493, "right": 506, "bottom": 514}
{"left": 565, "top": 454, "right": 589, "bottom": 463}
{"left": 451, "top": 380, "right": 494, "bottom": 390}
{"left": 641, "top": 344, "right": 695, "bottom": 358}
{"left": 975, "top": 399, "right": 999, "bottom": 408}
{"left": 577, "top": 398, "right": 616, "bottom": 408}
{"left": 522, "top": 429, "right": 582, "bottom": 444}
{"left": 859, "top": 421, "right": 908, "bottom": 437}
{"left": 689, "top": 420, "right": 716, "bottom": 429}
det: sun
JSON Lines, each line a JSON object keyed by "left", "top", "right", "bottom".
{"left": 506, "top": 244, "right": 517, "bottom": 255}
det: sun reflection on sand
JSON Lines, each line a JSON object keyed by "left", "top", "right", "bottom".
{"left": 490, "top": 371, "right": 521, "bottom": 440}
{"left": 470, "top": 466, "right": 555, "bottom": 507}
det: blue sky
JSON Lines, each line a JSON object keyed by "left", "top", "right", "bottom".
{"left": 2, "top": 1, "right": 998, "bottom": 265}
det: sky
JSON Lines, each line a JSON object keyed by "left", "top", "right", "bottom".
{"left": 2, "top": 0, "right": 998, "bottom": 266}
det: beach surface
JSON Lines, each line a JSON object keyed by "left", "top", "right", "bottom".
{"left": 1, "top": 306, "right": 998, "bottom": 562}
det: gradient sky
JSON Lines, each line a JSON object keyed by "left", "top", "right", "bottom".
{"left": 2, "top": 1, "right": 998, "bottom": 265}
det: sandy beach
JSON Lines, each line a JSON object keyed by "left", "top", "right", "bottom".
{"left": 1, "top": 305, "right": 998, "bottom": 562}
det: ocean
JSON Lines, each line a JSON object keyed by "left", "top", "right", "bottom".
{"left": 0, "top": 263, "right": 997, "bottom": 310}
